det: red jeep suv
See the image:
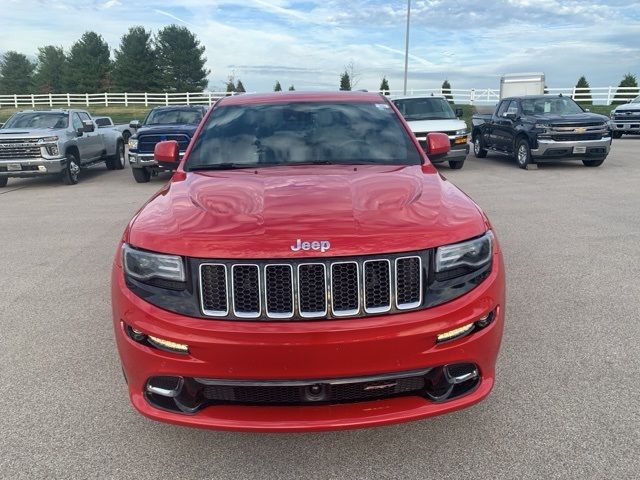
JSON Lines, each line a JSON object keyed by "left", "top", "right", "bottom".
{"left": 111, "top": 91, "right": 505, "bottom": 432}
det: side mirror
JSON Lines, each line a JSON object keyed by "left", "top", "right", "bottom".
{"left": 504, "top": 112, "right": 517, "bottom": 120}
{"left": 81, "top": 119, "right": 95, "bottom": 133}
{"left": 584, "top": 108, "right": 590, "bottom": 112}
{"left": 154, "top": 140, "right": 180, "bottom": 165}
{"left": 129, "top": 120, "right": 141, "bottom": 129}
{"left": 455, "top": 107, "right": 463, "bottom": 118}
{"left": 425, "top": 132, "right": 450, "bottom": 160}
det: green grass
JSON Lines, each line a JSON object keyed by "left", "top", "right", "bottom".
{"left": 0, "top": 105, "right": 152, "bottom": 124}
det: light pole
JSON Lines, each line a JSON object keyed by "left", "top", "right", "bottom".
{"left": 403, "top": 0, "right": 411, "bottom": 95}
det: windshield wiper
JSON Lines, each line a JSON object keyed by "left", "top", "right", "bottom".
{"left": 188, "top": 163, "right": 259, "bottom": 171}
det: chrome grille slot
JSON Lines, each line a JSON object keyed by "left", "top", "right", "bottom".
{"left": 298, "top": 263, "right": 327, "bottom": 318}
{"left": 231, "top": 265, "right": 261, "bottom": 318}
{"left": 198, "top": 253, "right": 426, "bottom": 320}
{"left": 396, "top": 257, "right": 422, "bottom": 309}
{"left": 264, "top": 265, "right": 294, "bottom": 318}
{"left": 364, "top": 260, "right": 391, "bottom": 313}
{"left": 200, "top": 264, "right": 228, "bottom": 316}
{"left": 331, "top": 262, "right": 360, "bottom": 316}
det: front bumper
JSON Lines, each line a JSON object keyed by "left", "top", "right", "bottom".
{"left": 128, "top": 152, "right": 184, "bottom": 169}
{"left": 611, "top": 121, "right": 640, "bottom": 133}
{"left": 531, "top": 137, "right": 611, "bottom": 160}
{"left": 0, "top": 157, "right": 66, "bottom": 178}
{"left": 112, "top": 251, "right": 505, "bottom": 432}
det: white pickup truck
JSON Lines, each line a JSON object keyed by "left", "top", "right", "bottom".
{"left": 391, "top": 95, "right": 469, "bottom": 169}
{"left": 94, "top": 116, "right": 137, "bottom": 143}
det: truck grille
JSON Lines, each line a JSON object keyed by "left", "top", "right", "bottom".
{"left": 550, "top": 133, "right": 602, "bottom": 142}
{"left": 0, "top": 138, "right": 42, "bottom": 159}
{"left": 613, "top": 111, "right": 640, "bottom": 121}
{"left": 199, "top": 253, "right": 425, "bottom": 320}
{"left": 138, "top": 134, "right": 190, "bottom": 153}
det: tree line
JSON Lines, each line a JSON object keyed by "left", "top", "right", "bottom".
{"left": 0, "top": 25, "right": 209, "bottom": 95}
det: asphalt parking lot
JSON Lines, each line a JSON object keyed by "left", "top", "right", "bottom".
{"left": 1, "top": 139, "right": 639, "bottom": 479}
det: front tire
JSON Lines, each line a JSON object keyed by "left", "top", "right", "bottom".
{"left": 0, "top": 177, "right": 7, "bottom": 188}
{"left": 132, "top": 167, "right": 151, "bottom": 183}
{"left": 62, "top": 152, "right": 80, "bottom": 185}
{"left": 473, "top": 134, "right": 487, "bottom": 158}
{"left": 516, "top": 138, "right": 533, "bottom": 169}
{"left": 583, "top": 158, "right": 606, "bottom": 167}
{"left": 448, "top": 159, "right": 465, "bottom": 169}
{"left": 612, "top": 131, "right": 623, "bottom": 139}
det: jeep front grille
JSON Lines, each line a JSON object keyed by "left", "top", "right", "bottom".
{"left": 199, "top": 252, "right": 426, "bottom": 320}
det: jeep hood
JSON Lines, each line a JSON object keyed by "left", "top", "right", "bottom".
{"left": 128, "top": 165, "right": 487, "bottom": 258}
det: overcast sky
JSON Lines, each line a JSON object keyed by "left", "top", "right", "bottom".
{"left": 1, "top": 0, "right": 639, "bottom": 92}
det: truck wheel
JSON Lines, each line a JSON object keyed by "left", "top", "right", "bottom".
{"left": 583, "top": 158, "right": 605, "bottom": 167}
{"left": 122, "top": 131, "right": 131, "bottom": 144}
{"left": 0, "top": 177, "right": 7, "bottom": 188}
{"left": 113, "top": 141, "right": 125, "bottom": 170}
{"left": 612, "top": 131, "right": 623, "bottom": 139}
{"left": 132, "top": 167, "right": 151, "bottom": 183}
{"left": 516, "top": 138, "right": 533, "bottom": 169}
{"left": 448, "top": 159, "right": 465, "bottom": 169}
{"left": 473, "top": 135, "right": 487, "bottom": 158}
{"left": 62, "top": 152, "right": 80, "bottom": 185}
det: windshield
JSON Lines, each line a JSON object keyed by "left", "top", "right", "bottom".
{"left": 392, "top": 97, "right": 456, "bottom": 120}
{"left": 521, "top": 97, "right": 584, "bottom": 115}
{"left": 185, "top": 101, "right": 421, "bottom": 170}
{"left": 94, "top": 117, "right": 112, "bottom": 127}
{"left": 4, "top": 112, "right": 68, "bottom": 129}
{"left": 144, "top": 108, "right": 203, "bottom": 126}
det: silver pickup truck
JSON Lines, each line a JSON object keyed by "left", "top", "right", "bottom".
{"left": 0, "top": 109, "right": 125, "bottom": 187}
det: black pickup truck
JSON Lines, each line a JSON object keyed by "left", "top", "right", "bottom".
{"left": 471, "top": 95, "right": 612, "bottom": 169}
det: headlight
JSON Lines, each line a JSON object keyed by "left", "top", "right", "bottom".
{"left": 455, "top": 129, "right": 467, "bottom": 136}
{"left": 37, "top": 136, "right": 59, "bottom": 144}
{"left": 534, "top": 123, "right": 550, "bottom": 131}
{"left": 128, "top": 138, "right": 138, "bottom": 150}
{"left": 123, "top": 244, "right": 185, "bottom": 283}
{"left": 436, "top": 231, "right": 493, "bottom": 273}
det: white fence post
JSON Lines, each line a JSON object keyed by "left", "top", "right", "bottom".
{"left": 85, "top": 93, "right": 89, "bottom": 106}
{"left": 470, "top": 89, "right": 475, "bottom": 105}
{"left": 186, "top": 92, "right": 190, "bottom": 105}
{"left": 67, "top": 93, "right": 71, "bottom": 106}
{"left": 571, "top": 86, "right": 576, "bottom": 100}
{"left": 31, "top": 94, "right": 35, "bottom": 107}
{"left": 606, "top": 86, "right": 613, "bottom": 105}
{"left": 105, "top": 92, "right": 108, "bottom": 107}
{"left": 144, "top": 92, "right": 148, "bottom": 107}
{"left": 165, "top": 92, "right": 169, "bottom": 106}
{"left": 125, "top": 92, "right": 128, "bottom": 107}
{"left": 208, "top": 92, "right": 212, "bottom": 105}
{"left": 49, "top": 93, "right": 53, "bottom": 107}
{"left": 14, "top": 94, "right": 18, "bottom": 108}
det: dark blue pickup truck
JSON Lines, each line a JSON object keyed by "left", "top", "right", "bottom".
{"left": 128, "top": 105, "right": 207, "bottom": 183}
{"left": 472, "top": 95, "right": 611, "bottom": 169}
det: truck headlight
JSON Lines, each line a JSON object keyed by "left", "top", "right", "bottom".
{"left": 128, "top": 138, "right": 138, "bottom": 150}
{"left": 534, "top": 123, "right": 550, "bottom": 132}
{"left": 123, "top": 244, "right": 185, "bottom": 283}
{"left": 455, "top": 129, "right": 467, "bottom": 136}
{"left": 436, "top": 231, "right": 493, "bottom": 273}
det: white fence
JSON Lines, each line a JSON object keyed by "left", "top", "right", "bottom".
{"left": 0, "top": 87, "right": 638, "bottom": 108}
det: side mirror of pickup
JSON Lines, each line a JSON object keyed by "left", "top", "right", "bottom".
{"left": 155, "top": 140, "right": 180, "bottom": 165}
{"left": 129, "top": 120, "right": 141, "bottom": 129}
{"left": 425, "top": 132, "right": 450, "bottom": 161}
{"left": 81, "top": 119, "right": 95, "bottom": 133}
{"left": 455, "top": 107, "right": 464, "bottom": 118}
{"left": 503, "top": 112, "right": 517, "bottom": 120}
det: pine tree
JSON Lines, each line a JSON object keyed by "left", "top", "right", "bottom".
{"left": 236, "top": 80, "right": 246, "bottom": 93}
{"left": 156, "top": 25, "right": 210, "bottom": 92}
{"left": 441, "top": 79, "right": 453, "bottom": 102}
{"left": 66, "top": 32, "right": 111, "bottom": 92}
{"left": 339, "top": 71, "right": 351, "bottom": 91}
{"left": 288, "top": 85, "right": 295, "bottom": 91}
{"left": 613, "top": 73, "right": 639, "bottom": 104}
{"left": 34, "top": 46, "right": 66, "bottom": 93}
{"left": 379, "top": 77, "right": 390, "bottom": 95}
{"left": 0, "top": 52, "right": 36, "bottom": 94}
{"left": 112, "top": 26, "right": 159, "bottom": 92}
{"left": 274, "top": 81, "right": 282, "bottom": 92}
{"left": 574, "top": 76, "right": 592, "bottom": 105}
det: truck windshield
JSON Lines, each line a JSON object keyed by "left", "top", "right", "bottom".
{"left": 4, "top": 112, "right": 68, "bottom": 129}
{"left": 186, "top": 102, "right": 421, "bottom": 170}
{"left": 392, "top": 98, "right": 456, "bottom": 120}
{"left": 521, "top": 97, "right": 584, "bottom": 115}
{"left": 144, "top": 108, "right": 203, "bottom": 126}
